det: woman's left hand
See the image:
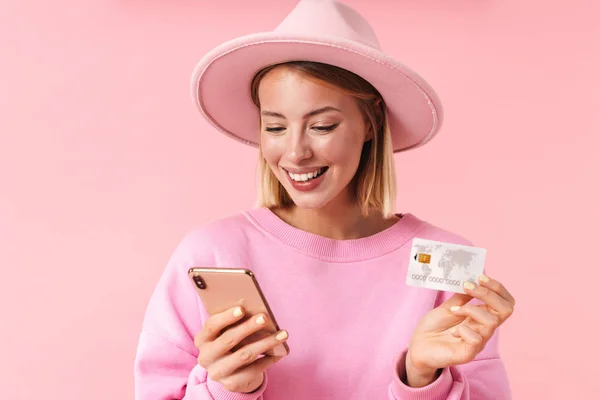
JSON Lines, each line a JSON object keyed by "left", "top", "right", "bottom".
{"left": 405, "top": 274, "right": 515, "bottom": 387}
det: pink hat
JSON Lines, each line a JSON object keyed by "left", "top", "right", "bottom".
{"left": 190, "top": 0, "right": 444, "bottom": 153}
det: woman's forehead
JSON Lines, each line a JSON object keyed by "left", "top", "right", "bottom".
{"left": 261, "top": 69, "right": 335, "bottom": 93}
{"left": 260, "top": 75, "right": 356, "bottom": 113}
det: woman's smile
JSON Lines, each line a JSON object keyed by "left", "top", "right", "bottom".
{"left": 283, "top": 166, "right": 329, "bottom": 191}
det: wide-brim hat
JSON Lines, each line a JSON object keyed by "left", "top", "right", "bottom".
{"left": 190, "top": 0, "right": 444, "bottom": 153}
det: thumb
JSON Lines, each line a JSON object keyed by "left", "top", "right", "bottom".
{"left": 440, "top": 292, "right": 473, "bottom": 309}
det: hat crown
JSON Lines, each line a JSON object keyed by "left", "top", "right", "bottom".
{"left": 274, "top": 0, "right": 381, "bottom": 49}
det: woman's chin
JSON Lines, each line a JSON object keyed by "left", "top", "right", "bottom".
{"left": 287, "top": 192, "right": 332, "bottom": 211}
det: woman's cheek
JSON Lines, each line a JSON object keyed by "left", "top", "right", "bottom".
{"left": 317, "top": 135, "right": 356, "bottom": 162}
{"left": 260, "top": 137, "right": 280, "bottom": 164}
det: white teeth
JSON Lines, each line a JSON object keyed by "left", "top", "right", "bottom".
{"left": 287, "top": 168, "right": 325, "bottom": 182}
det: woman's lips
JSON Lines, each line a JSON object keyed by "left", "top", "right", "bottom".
{"left": 284, "top": 167, "right": 328, "bottom": 192}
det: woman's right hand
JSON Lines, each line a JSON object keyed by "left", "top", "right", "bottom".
{"left": 194, "top": 306, "right": 289, "bottom": 394}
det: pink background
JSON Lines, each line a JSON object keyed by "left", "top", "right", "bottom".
{"left": 1, "top": 0, "right": 598, "bottom": 398}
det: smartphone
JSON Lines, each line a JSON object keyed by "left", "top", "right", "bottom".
{"left": 188, "top": 267, "right": 289, "bottom": 357}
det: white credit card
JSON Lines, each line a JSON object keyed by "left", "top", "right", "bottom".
{"left": 406, "top": 238, "right": 487, "bottom": 294}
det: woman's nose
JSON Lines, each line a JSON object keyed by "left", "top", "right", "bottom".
{"left": 285, "top": 132, "right": 312, "bottom": 163}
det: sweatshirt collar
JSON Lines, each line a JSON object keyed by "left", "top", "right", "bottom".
{"left": 243, "top": 207, "right": 424, "bottom": 262}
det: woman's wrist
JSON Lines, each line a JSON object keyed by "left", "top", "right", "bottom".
{"left": 404, "top": 350, "right": 441, "bottom": 388}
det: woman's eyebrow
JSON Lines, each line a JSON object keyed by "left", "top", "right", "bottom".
{"left": 261, "top": 106, "right": 342, "bottom": 119}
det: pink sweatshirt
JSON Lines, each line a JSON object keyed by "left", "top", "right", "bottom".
{"left": 134, "top": 208, "right": 511, "bottom": 399}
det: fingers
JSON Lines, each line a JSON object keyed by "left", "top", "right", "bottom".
{"left": 198, "top": 313, "right": 273, "bottom": 365}
{"left": 244, "top": 354, "right": 282, "bottom": 372}
{"left": 208, "top": 330, "right": 289, "bottom": 381}
{"left": 464, "top": 275, "right": 515, "bottom": 321}
{"left": 450, "top": 325, "right": 484, "bottom": 346}
{"left": 441, "top": 292, "right": 473, "bottom": 309}
{"left": 195, "top": 306, "right": 245, "bottom": 345}
{"left": 450, "top": 304, "right": 499, "bottom": 337}
{"left": 217, "top": 314, "right": 273, "bottom": 352}
{"left": 478, "top": 275, "right": 515, "bottom": 305}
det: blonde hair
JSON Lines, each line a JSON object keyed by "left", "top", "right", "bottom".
{"left": 250, "top": 61, "right": 397, "bottom": 218}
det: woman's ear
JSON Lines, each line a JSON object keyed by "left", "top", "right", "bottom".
{"left": 364, "top": 126, "right": 374, "bottom": 142}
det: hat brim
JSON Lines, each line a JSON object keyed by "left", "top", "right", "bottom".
{"left": 191, "top": 32, "right": 443, "bottom": 153}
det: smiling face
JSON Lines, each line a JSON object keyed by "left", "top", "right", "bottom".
{"left": 258, "top": 66, "right": 372, "bottom": 211}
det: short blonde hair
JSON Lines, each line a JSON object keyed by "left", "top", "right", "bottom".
{"left": 250, "top": 61, "right": 397, "bottom": 218}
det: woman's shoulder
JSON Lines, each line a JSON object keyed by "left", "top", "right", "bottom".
{"left": 409, "top": 213, "right": 476, "bottom": 247}
{"left": 179, "top": 209, "right": 257, "bottom": 247}
{"left": 165, "top": 209, "right": 260, "bottom": 268}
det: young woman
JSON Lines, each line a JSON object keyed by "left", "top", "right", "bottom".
{"left": 134, "top": 1, "right": 515, "bottom": 399}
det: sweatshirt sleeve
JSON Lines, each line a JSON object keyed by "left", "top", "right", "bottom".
{"left": 133, "top": 231, "right": 267, "bottom": 400}
{"left": 387, "top": 291, "right": 512, "bottom": 400}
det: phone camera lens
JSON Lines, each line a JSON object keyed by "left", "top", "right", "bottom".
{"left": 193, "top": 275, "right": 206, "bottom": 290}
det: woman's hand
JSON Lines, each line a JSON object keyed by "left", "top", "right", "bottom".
{"left": 194, "top": 306, "right": 289, "bottom": 393}
{"left": 406, "top": 274, "right": 515, "bottom": 387}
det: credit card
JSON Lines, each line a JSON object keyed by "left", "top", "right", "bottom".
{"left": 406, "top": 238, "right": 487, "bottom": 294}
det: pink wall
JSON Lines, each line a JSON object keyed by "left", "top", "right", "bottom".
{"left": 1, "top": 0, "right": 598, "bottom": 398}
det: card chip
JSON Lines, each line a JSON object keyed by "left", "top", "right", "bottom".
{"left": 417, "top": 253, "right": 431, "bottom": 264}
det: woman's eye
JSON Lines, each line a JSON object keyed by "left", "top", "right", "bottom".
{"left": 264, "top": 123, "right": 338, "bottom": 133}
{"left": 313, "top": 124, "right": 338, "bottom": 132}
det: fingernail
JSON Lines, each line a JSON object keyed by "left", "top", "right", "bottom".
{"left": 276, "top": 330, "right": 288, "bottom": 341}
{"left": 464, "top": 281, "right": 476, "bottom": 290}
{"left": 256, "top": 315, "right": 266, "bottom": 325}
{"left": 450, "top": 327, "right": 458, "bottom": 335}
{"left": 450, "top": 306, "right": 461, "bottom": 312}
{"left": 233, "top": 307, "right": 243, "bottom": 317}
{"left": 478, "top": 274, "right": 490, "bottom": 283}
